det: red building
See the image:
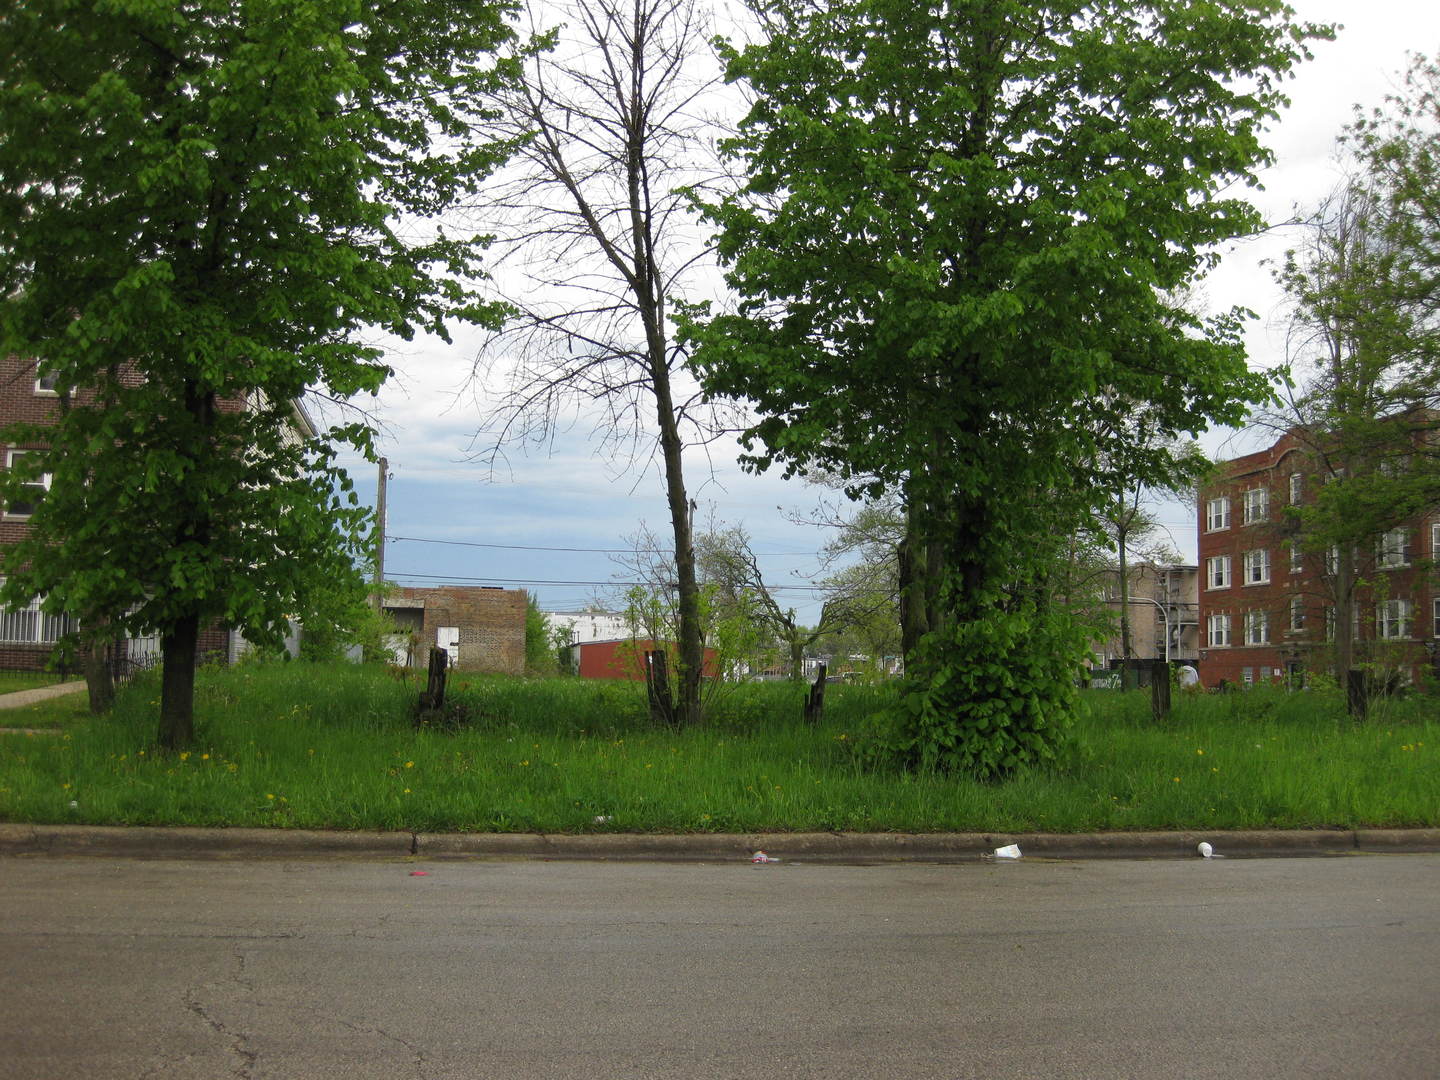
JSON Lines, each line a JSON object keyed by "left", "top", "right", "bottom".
{"left": 1196, "top": 429, "right": 1440, "bottom": 688}
{"left": 573, "top": 638, "right": 720, "bottom": 681}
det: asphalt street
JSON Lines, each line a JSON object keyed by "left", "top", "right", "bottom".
{"left": 2, "top": 853, "right": 1437, "bottom": 1079}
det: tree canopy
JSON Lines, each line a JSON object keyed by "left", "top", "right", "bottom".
{"left": 0, "top": 0, "right": 520, "bottom": 746}
{"left": 692, "top": 0, "right": 1328, "bottom": 775}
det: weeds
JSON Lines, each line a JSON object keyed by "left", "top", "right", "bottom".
{"left": 0, "top": 663, "right": 1434, "bottom": 832}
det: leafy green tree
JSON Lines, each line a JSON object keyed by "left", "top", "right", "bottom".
{"left": 0, "top": 0, "right": 519, "bottom": 748}
{"left": 524, "top": 592, "right": 556, "bottom": 674}
{"left": 691, "top": 0, "right": 1325, "bottom": 776}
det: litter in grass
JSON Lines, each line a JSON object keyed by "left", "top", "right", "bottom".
{"left": 409, "top": 870, "right": 430, "bottom": 877}
{"left": 750, "top": 850, "right": 779, "bottom": 864}
{"left": 1197, "top": 842, "right": 1224, "bottom": 859}
{"left": 593, "top": 815, "right": 613, "bottom": 824}
{"left": 994, "top": 844, "right": 1022, "bottom": 859}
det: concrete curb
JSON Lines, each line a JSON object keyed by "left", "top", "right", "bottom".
{"left": 4, "top": 823, "right": 1440, "bottom": 861}
{"left": 0, "top": 824, "right": 412, "bottom": 859}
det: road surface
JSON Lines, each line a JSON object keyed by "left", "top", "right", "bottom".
{"left": 1, "top": 853, "right": 1436, "bottom": 1078}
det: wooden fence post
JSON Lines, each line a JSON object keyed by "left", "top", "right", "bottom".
{"left": 645, "top": 649, "right": 676, "bottom": 728}
{"left": 1150, "top": 659, "right": 1171, "bottom": 722}
{"left": 803, "top": 663, "right": 827, "bottom": 725}
{"left": 415, "top": 646, "right": 448, "bottom": 725}
{"left": 1346, "top": 668, "right": 1367, "bottom": 721}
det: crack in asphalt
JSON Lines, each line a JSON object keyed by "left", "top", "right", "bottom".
{"left": 335, "top": 1017, "right": 431, "bottom": 1078}
{"left": 181, "top": 949, "right": 258, "bottom": 1078}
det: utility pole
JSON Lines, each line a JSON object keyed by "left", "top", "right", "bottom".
{"left": 373, "top": 456, "right": 388, "bottom": 612}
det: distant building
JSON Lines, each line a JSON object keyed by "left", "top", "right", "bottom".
{"left": 546, "top": 609, "right": 630, "bottom": 646}
{"left": 1196, "top": 428, "right": 1440, "bottom": 688}
{"left": 383, "top": 585, "right": 526, "bottom": 674}
{"left": 1094, "top": 562, "right": 1200, "bottom": 668}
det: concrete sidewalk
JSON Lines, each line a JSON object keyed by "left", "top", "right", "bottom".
{"left": 3, "top": 822, "right": 1439, "bottom": 862}
{"left": 0, "top": 680, "right": 85, "bottom": 711}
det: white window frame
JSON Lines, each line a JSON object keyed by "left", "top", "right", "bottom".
{"left": 4, "top": 449, "right": 51, "bottom": 520}
{"left": 1205, "top": 497, "right": 1231, "bottom": 532}
{"left": 1289, "top": 595, "right": 1305, "bottom": 632}
{"left": 1288, "top": 472, "right": 1302, "bottom": 504}
{"left": 1289, "top": 543, "right": 1303, "bottom": 574}
{"left": 1432, "top": 522, "right": 1440, "bottom": 563}
{"left": 1244, "top": 609, "right": 1269, "bottom": 646}
{"left": 1377, "top": 528, "right": 1410, "bottom": 569}
{"left": 1206, "top": 614, "right": 1231, "bottom": 647}
{"left": 1242, "top": 487, "right": 1268, "bottom": 525}
{"left": 1376, "top": 599, "right": 1412, "bottom": 640}
{"left": 1206, "top": 555, "right": 1231, "bottom": 590}
{"left": 0, "top": 578, "right": 78, "bottom": 644}
{"left": 34, "top": 371, "right": 57, "bottom": 395}
{"left": 1243, "top": 549, "right": 1270, "bottom": 585}
{"left": 1434, "top": 597, "right": 1440, "bottom": 639}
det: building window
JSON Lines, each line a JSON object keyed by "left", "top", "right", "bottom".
{"left": 1377, "top": 528, "right": 1411, "bottom": 568}
{"left": 0, "top": 584, "right": 78, "bottom": 644}
{"left": 1242, "top": 487, "right": 1268, "bottom": 525}
{"left": 1431, "top": 522, "right": 1440, "bottom": 563}
{"left": 1326, "top": 545, "right": 1340, "bottom": 575}
{"left": 1207, "top": 614, "right": 1231, "bottom": 647}
{"left": 1243, "top": 549, "right": 1270, "bottom": 585}
{"left": 1376, "top": 599, "right": 1412, "bottom": 640}
{"left": 3, "top": 450, "right": 51, "bottom": 519}
{"left": 1434, "top": 597, "right": 1440, "bottom": 638}
{"left": 1325, "top": 607, "right": 1335, "bottom": 641}
{"left": 1206, "top": 555, "right": 1231, "bottom": 590}
{"left": 1289, "top": 472, "right": 1302, "bottom": 504}
{"left": 1244, "top": 609, "right": 1269, "bottom": 645}
{"left": 1290, "top": 595, "right": 1305, "bottom": 631}
{"left": 1206, "top": 497, "right": 1231, "bottom": 532}
{"left": 34, "top": 370, "right": 57, "bottom": 395}
{"left": 1241, "top": 667, "right": 1254, "bottom": 684}
{"left": 1289, "top": 543, "right": 1303, "bottom": 574}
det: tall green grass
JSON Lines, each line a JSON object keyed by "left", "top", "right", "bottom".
{"left": 0, "top": 662, "right": 1433, "bottom": 832}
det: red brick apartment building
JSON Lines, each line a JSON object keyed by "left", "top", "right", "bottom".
{"left": 1197, "top": 429, "right": 1440, "bottom": 688}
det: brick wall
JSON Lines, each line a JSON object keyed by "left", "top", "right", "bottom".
{"left": 386, "top": 585, "right": 526, "bottom": 675}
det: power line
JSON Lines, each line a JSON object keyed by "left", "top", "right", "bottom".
{"left": 386, "top": 570, "right": 833, "bottom": 592}
{"left": 386, "top": 533, "right": 823, "bottom": 558}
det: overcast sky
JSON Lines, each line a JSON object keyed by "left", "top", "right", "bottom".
{"left": 338, "top": 1, "right": 1440, "bottom": 623}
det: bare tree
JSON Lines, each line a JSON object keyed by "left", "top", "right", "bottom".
{"left": 466, "top": 0, "right": 735, "bottom": 725}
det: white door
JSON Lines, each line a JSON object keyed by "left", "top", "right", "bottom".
{"left": 436, "top": 626, "right": 460, "bottom": 667}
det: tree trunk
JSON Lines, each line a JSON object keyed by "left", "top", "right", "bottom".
{"left": 158, "top": 613, "right": 199, "bottom": 750}
{"left": 1332, "top": 544, "right": 1355, "bottom": 683}
{"left": 652, "top": 369, "right": 703, "bottom": 727}
{"left": 1116, "top": 525, "right": 1133, "bottom": 663}
{"left": 789, "top": 636, "right": 805, "bottom": 681}
{"left": 83, "top": 641, "right": 115, "bottom": 715}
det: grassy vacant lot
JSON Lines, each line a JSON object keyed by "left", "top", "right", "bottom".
{"left": 0, "top": 661, "right": 1434, "bottom": 832}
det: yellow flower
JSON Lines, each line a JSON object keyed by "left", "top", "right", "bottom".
{"left": 61, "top": 782, "right": 70, "bottom": 790}
{"left": 180, "top": 752, "right": 190, "bottom": 761}
{"left": 1172, "top": 777, "right": 1181, "bottom": 783}
{"left": 404, "top": 761, "right": 414, "bottom": 769}
{"left": 201, "top": 753, "right": 210, "bottom": 761}
{"left": 403, "top": 788, "right": 411, "bottom": 794}
{"left": 1196, "top": 748, "right": 1204, "bottom": 755}
{"left": 266, "top": 793, "right": 275, "bottom": 800}
{"left": 520, "top": 760, "right": 530, "bottom": 767}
